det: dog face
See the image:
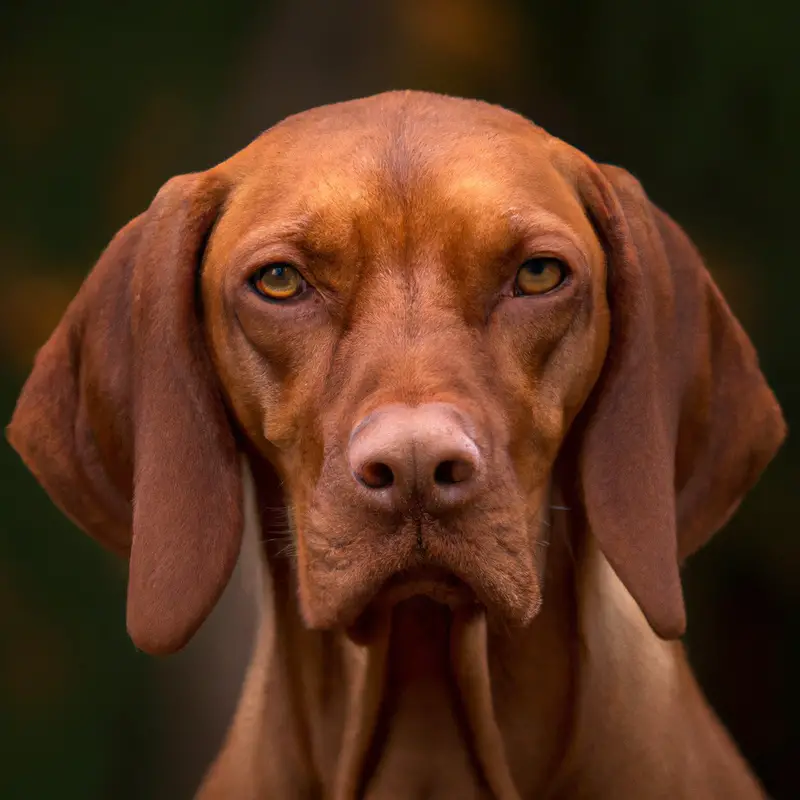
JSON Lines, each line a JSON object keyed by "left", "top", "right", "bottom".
{"left": 8, "top": 92, "right": 785, "bottom": 654}
{"left": 202, "top": 100, "right": 609, "bottom": 631}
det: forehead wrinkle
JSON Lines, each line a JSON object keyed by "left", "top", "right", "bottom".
{"left": 505, "top": 208, "right": 586, "bottom": 248}
{"left": 380, "top": 110, "right": 420, "bottom": 195}
{"left": 226, "top": 213, "right": 319, "bottom": 264}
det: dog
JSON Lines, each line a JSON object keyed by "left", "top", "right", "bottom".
{"left": 8, "top": 91, "right": 785, "bottom": 798}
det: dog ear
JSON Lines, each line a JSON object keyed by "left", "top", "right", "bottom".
{"left": 7, "top": 172, "right": 242, "bottom": 655}
{"left": 577, "top": 162, "right": 786, "bottom": 639}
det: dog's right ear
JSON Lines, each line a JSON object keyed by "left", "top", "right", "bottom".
{"left": 7, "top": 172, "right": 243, "bottom": 655}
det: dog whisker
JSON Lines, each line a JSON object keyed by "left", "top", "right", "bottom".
{"left": 261, "top": 522, "right": 291, "bottom": 531}
{"left": 275, "top": 541, "right": 298, "bottom": 559}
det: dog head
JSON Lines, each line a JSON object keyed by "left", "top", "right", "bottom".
{"left": 8, "top": 92, "right": 785, "bottom": 654}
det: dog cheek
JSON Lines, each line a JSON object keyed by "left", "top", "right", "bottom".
{"left": 289, "top": 474, "right": 362, "bottom": 627}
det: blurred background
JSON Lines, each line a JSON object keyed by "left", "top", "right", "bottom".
{"left": 1, "top": 0, "right": 797, "bottom": 797}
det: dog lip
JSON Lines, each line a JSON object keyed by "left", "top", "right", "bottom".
{"left": 373, "top": 566, "right": 478, "bottom": 611}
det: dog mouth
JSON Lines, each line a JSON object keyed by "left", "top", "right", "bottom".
{"left": 377, "top": 566, "right": 476, "bottom": 608}
{"left": 299, "top": 491, "right": 546, "bottom": 635}
{"left": 347, "top": 566, "right": 479, "bottom": 643}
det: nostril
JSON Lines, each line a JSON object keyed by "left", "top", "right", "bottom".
{"left": 434, "top": 458, "right": 475, "bottom": 485}
{"left": 359, "top": 461, "right": 395, "bottom": 489}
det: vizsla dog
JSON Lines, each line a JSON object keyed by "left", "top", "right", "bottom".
{"left": 9, "top": 91, "right": 785, "bottom": 798}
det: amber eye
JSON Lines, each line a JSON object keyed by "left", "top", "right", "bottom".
{"left": 251, "top": 264, "right": 306, "bottom": 300}
{"left": 515, "top": 258, "right": 567, "bottom": 296}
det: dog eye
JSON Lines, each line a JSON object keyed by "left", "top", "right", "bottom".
{"left": 515, "top": 258, "right": 566, "bottom": 296}
{"left": 250, "top": 264, "right": 306, "bottom": 300}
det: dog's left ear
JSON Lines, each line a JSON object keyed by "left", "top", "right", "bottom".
{"left": 577, "top": 162, "right": 786, "bottom": 639}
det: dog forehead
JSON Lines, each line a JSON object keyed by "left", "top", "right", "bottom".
{"left": 210, "top": 93, "right": 594, "bottom": 271}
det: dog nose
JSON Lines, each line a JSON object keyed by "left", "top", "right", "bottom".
{"left": 348, "top": 403, "right": 481, "bottom": 512}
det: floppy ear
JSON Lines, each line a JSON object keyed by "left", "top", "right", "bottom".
{"left": 578, "top": 163, "right": 786, "bottom": 639}
{"left": 7, "top": 172, "right": 243, "bottom": 655}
